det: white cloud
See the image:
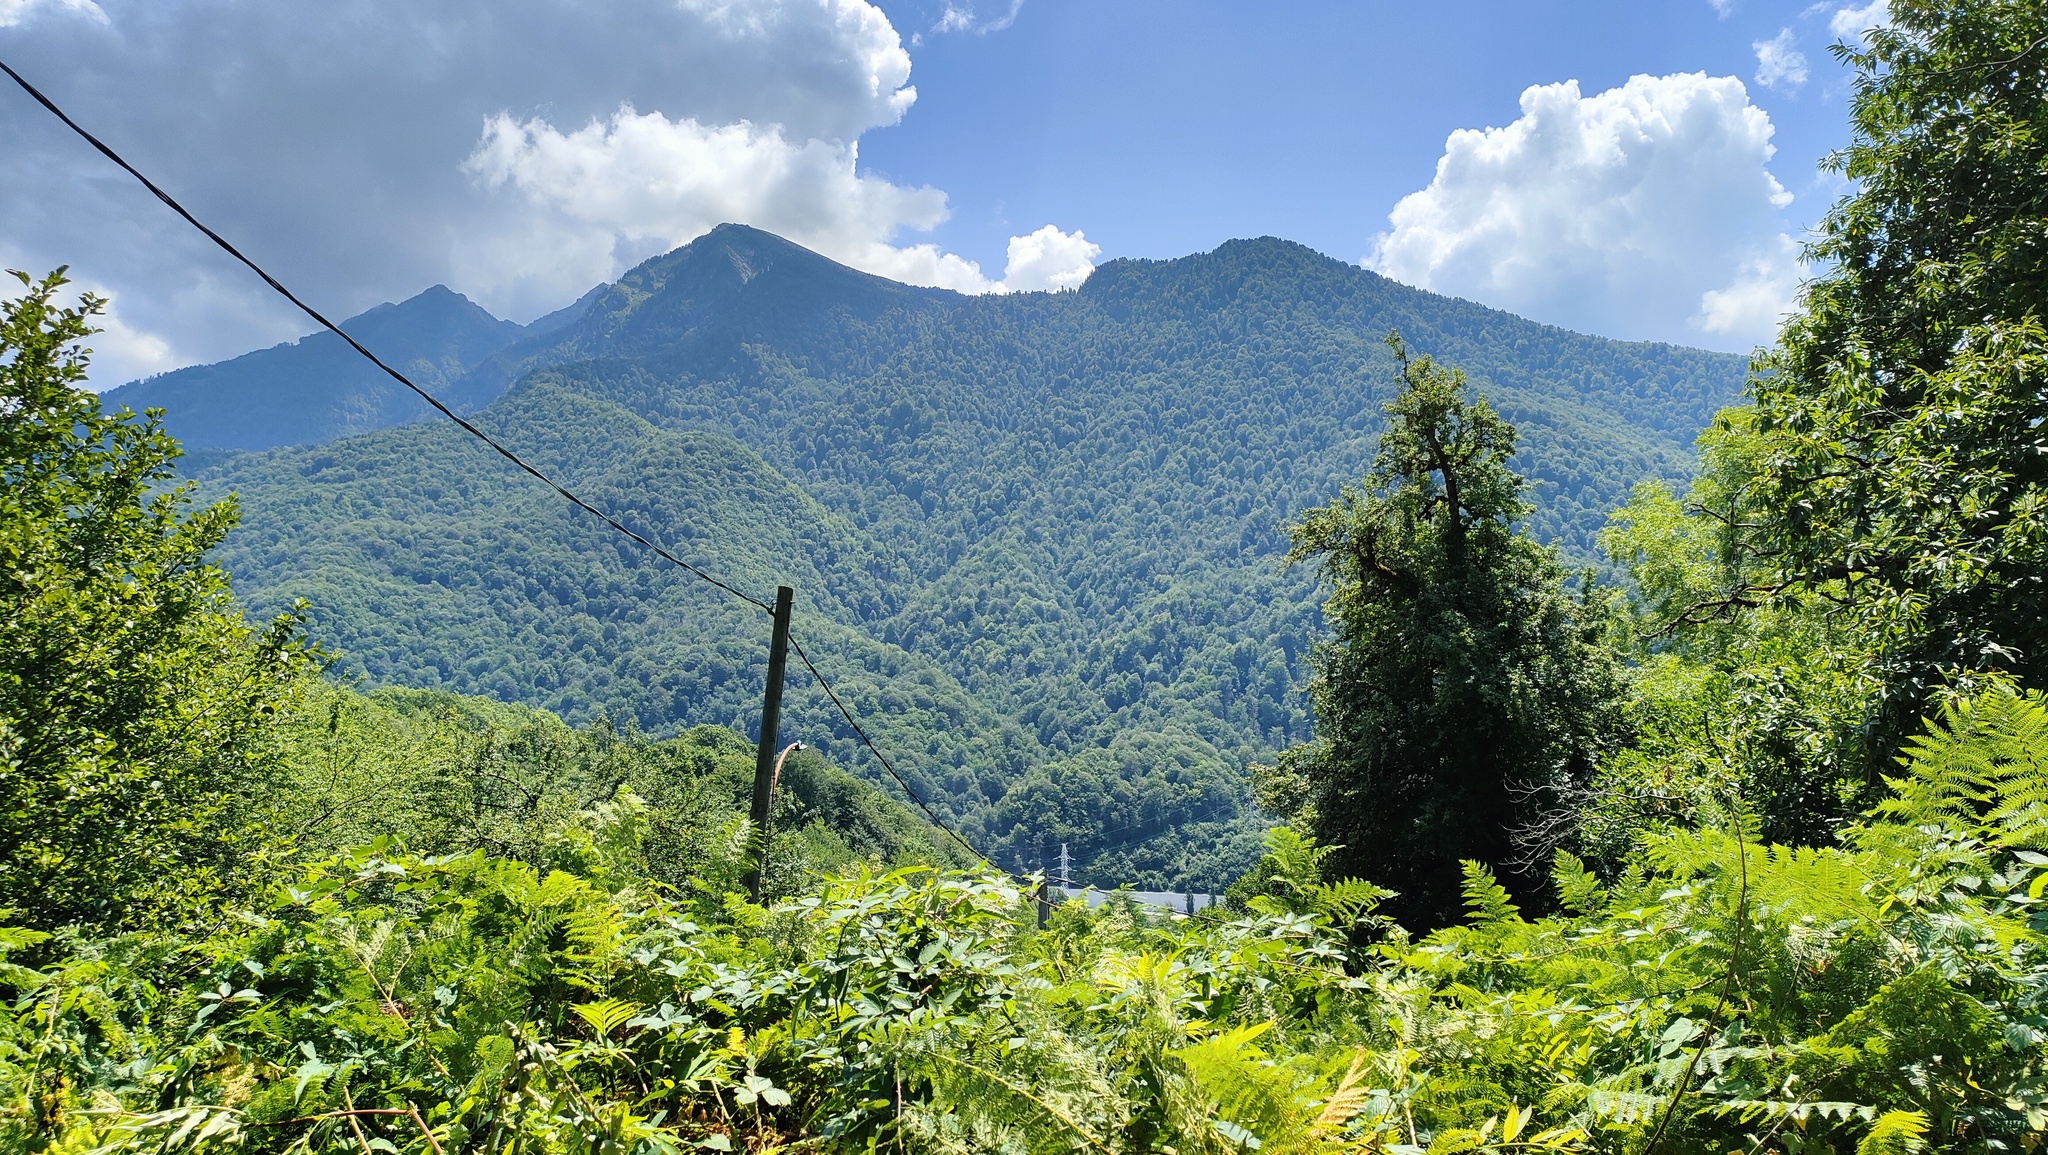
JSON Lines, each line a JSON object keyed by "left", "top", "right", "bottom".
{"left": 86, "top": 308, "right": 177, "bottom": 386}
{"left": 1367, "top": 72, "right": 1799, "bottom": 350}
{"left": 1707, "top": 0, "right": 1733, "bottom": 14}
{"left": 0, "top": 0, "right": 103, "bottom": 27}
{"left": 0, "top": 250, "right": 180, "bottom": 387}
{"left": 1697, "top": 233, "right": 1803, "bottom": 340}
{"left": 74, "top": 284, "right": 178, "bottom": 386}
{"left": 457, "top": 107, "right": 1094, "bottom": 298}
{"left": 1829, "top": 0, "right": 1889, "bottom": 44}
{"left": 460, "top": 107, "right": 982, "bottom": 293}
{"left": 2, "top": 0, "right": 1060, "bottom": 381}
{"left": 1000, "top": 225, "right": 1100, "bottom": 292}
{"left": 932, "top": 0, "right": 1024, "bottom": 34}
{"left": 1754, "top": 29, "right": 1809, "bottom": 90}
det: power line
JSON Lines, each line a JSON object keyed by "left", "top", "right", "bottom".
{"left": 0, "top": 57, "right": 1120, "bottom": 877}
{"left": 1086, "top": 801, "right": 1246, "bottom": 856}
{"left": 787, "top": 630, "right": 989, "bottom": 865}
{"left": 0, "top": 57, "right": 770, "bottom": 615}
{"left": 1105, "top": 803, "right": 1240, "bottom": 845}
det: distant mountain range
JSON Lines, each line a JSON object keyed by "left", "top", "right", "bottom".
{"left": 102, "top": 282, "right": 604, "bottom": 451}
{"left": 151, "top": 224, "right": 1748, "bottom": 888}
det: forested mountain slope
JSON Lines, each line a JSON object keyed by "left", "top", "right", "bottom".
{"left": 191, "top": 225, "right": 1747, "bottom": 887}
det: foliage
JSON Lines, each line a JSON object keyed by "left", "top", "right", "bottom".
{"left": 1590, "top": 452, "right": 1883, "bottom": 855}
{"left": 268, "top": 680, "right": 976, "bottom": 899}
{"left": 11, "top": 6, "right": 2048, "bottom": 1142}
{"left": 6, "top": 687, "right": 2045, "bottom": 1155}
{"left": 1730, "top": 0, "right": 2048, "bottom": 760}
{"left": 1272, "top": 337, "right": 1625, "bottom": 927}
{"left": 0, "top": 270, "right": 312, "bottom": 934}
{"left": 1576, "top": 0, "right": 2048, "bottom": 860}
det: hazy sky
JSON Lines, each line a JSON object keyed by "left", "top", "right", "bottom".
{"left": 0, "top": 0, "right": 1885, "bottom": 385}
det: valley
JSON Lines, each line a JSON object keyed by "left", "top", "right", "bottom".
{"left": 145, "top": 224, "right": 1746, "bottom": 887}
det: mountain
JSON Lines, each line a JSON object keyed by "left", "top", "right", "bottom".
{"left": 103, "top": 284, "right": 585, "bottom": 451}
{"left": 443, "top": 225, "right": 955, "bottom": 410}
{"left": 179, "top": 225, "right": 1749, "bottom": 889}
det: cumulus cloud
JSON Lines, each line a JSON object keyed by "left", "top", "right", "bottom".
{"left": 1754, "top": 29, "right": 1809, "bottom": 90}
{"left": 459, "top": 109, "right": 962, "bottom": 291}
{"left": 1829, "top": 0, "right": 1889, "bottom": 44}
{"left": 85, "top": 301, "right": 178, "bottom": 385}
{"left": 458, "top": 107, "right": 1094, "bottom": 297}
{"left": 0, "top": 0, "right": 1078, "bottom": 386}
{"left": 1000, "top": 226, "right": 1101, "bottom": 292}
{"left": 1367, "top": 72, "right": 1801, "bottom": 350}
{"left": 1698, "top": 233, "right": 1803, "bottom": 337}
{"left": 0, "top": 245, "right": 180, "bottom": 384}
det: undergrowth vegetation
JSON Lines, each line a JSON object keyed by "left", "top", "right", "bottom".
{"left": 6, "top": 689, "right": 2046, "bottom": 1154}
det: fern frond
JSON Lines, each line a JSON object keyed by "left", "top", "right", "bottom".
{"left": 1173, "top": 1023, "right": 1304, "bottom": 1153}
{"left": 1550, "top": 851, "right": 1605, "bottom": 914}
{"left": 573, "top": 997, "right": 639, "bottom": 1040}
{"left": 1306, "top": 1049, "right": 1373, "bottom": 1142}
{"left": 1460, "top": 861, "right": 1521, "bottom": 927}
{"left": 1855, "top": 1109, "right": 1930, "bottom": 1155}
{"left": 921, "top": 1046, "right": 1119, "bottom": 1154}
{"left": 1876, "top": 689, "right": 2048, "bottom": 850}
{"left": 1312, "top": 878, "right": 1392, "bottom": 925}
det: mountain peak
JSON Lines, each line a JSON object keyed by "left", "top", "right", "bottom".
{"left": 344, "top": 284, "right": 506, "bottom": 340}
{"left": 102, "top": 283, "right": 521, "bottom": 451}
{"left": 547, "top": 225, "right": 957, "bottom": 359}
{"left": 614, "top": 224, "right": 925, "bottom": 300}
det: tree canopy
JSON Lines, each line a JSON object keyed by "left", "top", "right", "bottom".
{"left": 1271, "top": 337, "right": 1622, "bottom": 927}
{"left": 0, "top": 271, "right": 311, "bottom": 932}
{"left": 1740, "top": 0, "right": 2048, "bottom": 758}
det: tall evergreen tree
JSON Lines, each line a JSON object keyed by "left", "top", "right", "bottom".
{"left": 1269, "top": 337, "right": 1621, "bottom": 928}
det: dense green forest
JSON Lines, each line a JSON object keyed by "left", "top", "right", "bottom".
{"left": 181, "top": 215, "right": 1743, "bottom": 887}
{"left": 7, "top": 3, "right": 2048, "bottom": 1151}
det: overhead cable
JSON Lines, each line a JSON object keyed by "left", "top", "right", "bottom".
{"left": 0, "top": 57, "right": 770, "bottom": 614}
{"left": 788, "top": 631, "right": 989, "bottom": 865}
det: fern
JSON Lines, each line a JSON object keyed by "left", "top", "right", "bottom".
{"left": 1459, "top": 861, "right": 1521, "bottom": 927}
{"left": 908, "top": 1030, "right": 1120, "bottom": 1155}
{"left": 1174, "top": 1023, "right": 1310, "bottom": 1154}
{"left": 572, "top": 998, "right": 640, "bottom": 1041}
{"left": 1856, "top": 1109, "right": 1930, "bottom": 1155}
{"left": 1313, "top": 877, "right": 1393, "bottom": 926}
{"left": 1549, "top": 851, "right": 1605, "bottom": 914}
{"left": 1876, "top": 689, "right": 2048, "bottom": 850}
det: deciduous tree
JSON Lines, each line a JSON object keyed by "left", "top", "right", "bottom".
{"left": 1741, "top": 0, "right": 2048, "bottom": 756}
{"left": 0, "top": 270, "right": 310, "bottom": 932}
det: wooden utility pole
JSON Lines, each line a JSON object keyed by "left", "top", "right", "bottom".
{"left": 742, "top": 585, "right": 795, "bottom": 901}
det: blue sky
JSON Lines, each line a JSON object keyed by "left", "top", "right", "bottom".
{"left": 863, "top": 0, "right": 1857, "bottom": 280}
{"left": 0, "top": 0, "right": 1884, "bottom": 384}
